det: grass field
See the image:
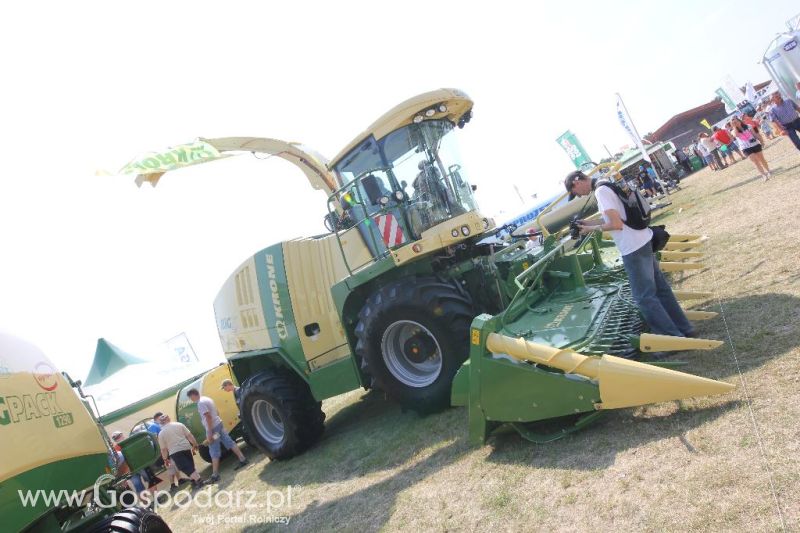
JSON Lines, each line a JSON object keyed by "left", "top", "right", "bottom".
{"left": 159, "top": 137, "right": 800, "bottom": 532}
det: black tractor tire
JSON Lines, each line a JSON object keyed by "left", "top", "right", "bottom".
{"left": 197, "top": 444, "right": 212, "bottom": 464}
{"left": 240, "top": 369, "right": 325, "bottom": 460}
{"left": 86, "top": 506, "right": 171, "bottom": 533}
{"left": 197, "top": 443, "right": 232, "bottom": 464}
{"left": 354, "top": 276, "right": 474, "bottom": 412}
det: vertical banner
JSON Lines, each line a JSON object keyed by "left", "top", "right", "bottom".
{"left": 556, "top": 130, "right": 592, "bottom": 169}
{"left": 721, "top": 75, "right": 747, "bottom": 105}
{"left": 162, "top": 332, "right": 198, "bottom": 363}
{"left": 715, "top": 88, "right": 737, "bottom": 113}
{"left": 745, "top": 82, "right": 758, "bottom": 103}
{"left": 615, "top": 93, "right": 651, "bottom": 163}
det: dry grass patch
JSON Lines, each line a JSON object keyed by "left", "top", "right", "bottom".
{"left": 160, "top": 139, "right": 800, "bottom": 532}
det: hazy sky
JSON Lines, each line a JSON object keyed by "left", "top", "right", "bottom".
{"left": 2, "top": 1, "right": 798, "bottom": 378}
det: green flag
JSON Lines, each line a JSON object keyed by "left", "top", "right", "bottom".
{"left": 117, "top": 140, "right": 229, "bottom": 187}
{"left": 715, "top": 88, "right": 737, "bottom": 113}
{"left": 556, "top": 130, "right": 592, "bottom": 169}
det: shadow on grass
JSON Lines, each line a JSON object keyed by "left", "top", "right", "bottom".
{"left": 485, "top": 400, "right": 739, "bottom": 471}
{"left": 242, "top": 400, "right": 740, "bottom": 532}
{"left": 710, "top": 174, "right": 763, "bottom": 195}
{"left": 255, "top": 390, "right": 466, "bottom": 486}
{"left": 694, "top": 292, "right": 800, "bottom": 373}
{"left": 243, "top": 438, "right": 470, "bottom": 533}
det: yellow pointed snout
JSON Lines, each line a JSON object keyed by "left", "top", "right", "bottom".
{"left": 485, "top": 334, "right": 735, "bottom": 410}
{"left": 638, "top": 333, "right": 723, "bottom": 352}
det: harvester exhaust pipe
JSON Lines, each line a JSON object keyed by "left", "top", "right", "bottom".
{"left": 485, "top": 333, "right": 734, "bottom": 409}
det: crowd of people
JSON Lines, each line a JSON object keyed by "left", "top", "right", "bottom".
{"left": 681, "top": 91, "right": 800, "bottom": 182}
{"left": 110, "top": 382, "right": 249, "bottom": 495}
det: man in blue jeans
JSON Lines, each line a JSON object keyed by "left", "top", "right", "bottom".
{"left": 769, "top": 92, "right": 800, "bottom": 151}
{"left": 187, "top": 388, "right": 249, "bottom": 482}
{"left": 565, "top": 171, "right": 696, "bottom": 340}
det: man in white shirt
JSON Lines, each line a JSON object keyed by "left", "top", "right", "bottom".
{"left": 564, "top": 171, "right": 695, "bottom": 340}
{"left": 187, "top": 388, "right": 248, "bottom": 483}
{"left": 698, "top": 133, "right": 725, "bottom": 170}
{"left": 156, "top": 414, "right": 206, "bottom": 488}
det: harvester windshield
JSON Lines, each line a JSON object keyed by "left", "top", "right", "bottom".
{"left": 333, "top": 119, "right": 478, "bottom": 239}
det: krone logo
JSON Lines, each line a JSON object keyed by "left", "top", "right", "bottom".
{"left": 33, "top": 362, "right": 58, "bottom": 391}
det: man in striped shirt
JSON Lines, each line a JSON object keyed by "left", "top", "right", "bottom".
{"left": 769, "top": 93, "right": 800, "bottom": 151}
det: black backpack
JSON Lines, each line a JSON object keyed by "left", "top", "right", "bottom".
{"left": 595, "top": 180, "right": 651, "bottom": 230}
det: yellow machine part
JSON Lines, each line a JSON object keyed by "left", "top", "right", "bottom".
{"left": 684, "top": 310, "right": 719, "bottom": 321}
{"left": 667, "top": 234, "right": 702, "bottom": 242}
{"left": 659, "top": 251, "right": 704, "bottom": 260}
{"left": 659, "top": 261, "right": 705, "bottom": 271}
{"left": 200, "top": 365, "right": 240, "bottom": 435}
{"left": 0, "top": 372, "right": 108, "bottom": 483}
{"left": 663, "top": 240, "right": 704, "bottom": 251}
{"left": 673, "top": 290, "right": 713, "bottom": 300}
{"left": 485, "top": 333, "right": 734, "bottom": 410}
{"left": 638, "top": 333, "right": 723, "bottom": 352}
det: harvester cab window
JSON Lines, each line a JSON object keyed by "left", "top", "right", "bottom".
{"left": 332, "top": 118, "right": 480, "bottom": 257}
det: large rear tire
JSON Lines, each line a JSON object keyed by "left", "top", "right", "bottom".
{"left": 240, "top": 369, "right": 325, "bottom": 460}
{"left": 354, "top": 276, "right": 473, "bottom": 412}
{"left": 87, "top": 507, "right": 171, "bottom": 533}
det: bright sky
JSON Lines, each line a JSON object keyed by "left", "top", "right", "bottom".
{"left": 2, "top": 1, "right": 798, "bottom": 380}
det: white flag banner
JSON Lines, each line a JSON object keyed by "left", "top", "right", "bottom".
{"left": 163, "top": 332, "right": 198, "bottom": 363}
{"left": 722, "top": 75, "right": 747, "bottom": 105}
{"left": 616, "top": 93, "right": 651, "bottom": 163}
{"left": 745, "top": 82, "right": 758, "bottom": 103}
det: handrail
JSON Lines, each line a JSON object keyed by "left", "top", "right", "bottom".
{"left": 514, "top": 239, "right": 567, "bottom": 291}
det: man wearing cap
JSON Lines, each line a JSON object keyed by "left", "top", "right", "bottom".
{"left": 187, "top": 388, "right": 248, "bottom": 482}
{"left": 221, "top": 379, "right": 241, "bottom": 408}
{"left": 156, "top": 413, "right": 206, "bottom": 489}
{"left": 564, "top": 171, "right": 695, "bottom": 341}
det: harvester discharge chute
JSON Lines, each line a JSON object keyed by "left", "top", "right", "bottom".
{"left": 114, "top": 88, "right": 733, "bottom": 456}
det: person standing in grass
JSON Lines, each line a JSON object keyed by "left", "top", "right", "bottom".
{"left": 187, "top": 388, "right": 249, "bottom": 483}
{"left": 157, "top": 413, "right": 207, "bottom": 489}
{"left": 769, "top": 92, "right": 800, "bottom": 151}
{"left": 730, "top": 116, "right": 771, "bottom": 181}
{"left": 564, "top": 171, "right": 696, "bottom": 339}
{"left": 712, "top": 126, "right": 743, "bottom": 164}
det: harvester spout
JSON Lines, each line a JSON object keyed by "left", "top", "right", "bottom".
{"left": 485, "top": 333, "right": 734, "bottom": 410}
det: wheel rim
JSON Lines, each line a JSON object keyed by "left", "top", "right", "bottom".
{"left": 381, "top": 320, "right": 442, "bottom": 387}
{"left": 251, "top": 399, "right": 285, "bottom": 445}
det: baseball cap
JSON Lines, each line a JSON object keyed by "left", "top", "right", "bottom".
{"left": 111, "top": 430, "right": 123, "bottom": 441}
{"left": 564, "top": 170, "right": 586, "bottom": 200}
